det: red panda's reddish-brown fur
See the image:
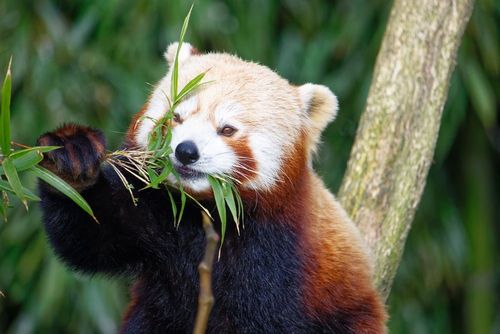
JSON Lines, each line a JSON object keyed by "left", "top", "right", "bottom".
{"left": 125, "top": 105, "right": 148, "bottom": 147}
{"left": 225, "top": 137, "right": 258, "bottom": 185}
{"left": 225, "top": 131, "right": 310, "bottom": 218}
{"left": 299, "top": 175, "right": 387, "bottom": 332}
{"left": 244, "top": 131, "right": 388, "bottom": 332}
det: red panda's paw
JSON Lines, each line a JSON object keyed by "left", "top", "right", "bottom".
{"left": 36, "top": 123, "right": 106, "bottom": 192}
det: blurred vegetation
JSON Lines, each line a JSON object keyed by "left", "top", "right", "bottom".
{"left": 0, "top": 0, "right": 498, "bottom": 333}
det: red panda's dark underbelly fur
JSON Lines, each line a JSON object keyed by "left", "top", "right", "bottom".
{"left": 39, "top": 163, "right": 385, "bottom": 333}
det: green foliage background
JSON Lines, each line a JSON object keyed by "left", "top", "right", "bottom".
{"left": 0, "top": 1, "right": 498, "bottom": 333}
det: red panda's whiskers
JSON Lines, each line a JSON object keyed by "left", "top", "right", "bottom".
{"left": 209, "top": 170, "right": 242, "bottom": 185}
{"left": 235, "top": 173, "right": 256, "bottom": 188}
{"left": 232, "top": 163, "right": 260, "bottom": 176}
{"left": 230, "top": 169, "right": 253, "bottom": 184}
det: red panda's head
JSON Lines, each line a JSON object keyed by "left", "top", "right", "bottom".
{"left": 129, "top": 42, "right": 338, "bottom": 199}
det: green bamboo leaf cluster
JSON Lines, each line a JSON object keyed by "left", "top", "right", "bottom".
{"left": 141, "top": 4, "right": 194, "bottom": 227}
{"left": 207, "top": 175, "right": 243, "bottom": 249}
{"left": 0, "top": 59, "right": 96, "bottom": 222}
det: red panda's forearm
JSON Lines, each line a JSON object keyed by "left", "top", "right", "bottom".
{"left": 38, "top": 165, "right": 158, "bottom": 276}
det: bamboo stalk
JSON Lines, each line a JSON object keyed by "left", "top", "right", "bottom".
{"left": 193, "top": 212, "right": 219, "bottom": 334}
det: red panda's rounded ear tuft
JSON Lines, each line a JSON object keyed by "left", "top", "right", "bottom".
{"left": 298, "top": 83, "right": 339, "bottom": 156}
{"left": 164, "top": 42, "right": 198, "bottom": 67}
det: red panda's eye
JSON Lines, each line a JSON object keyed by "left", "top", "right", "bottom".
{"left": 173, "top": 113, "right": 182, "bottom": 123}
{"left": 220, "top": 125, "right": 237, "bottom": 137}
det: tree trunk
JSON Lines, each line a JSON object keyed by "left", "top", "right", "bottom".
{"left": 338, "top": 0, "right": 474, "bottom": 300}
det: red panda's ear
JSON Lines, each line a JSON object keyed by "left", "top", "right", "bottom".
{"left": 298, "top": 83, "right": 338, "bottom": 156}
{"left": 164, "top": 42, "right": 198, "bottom": 67}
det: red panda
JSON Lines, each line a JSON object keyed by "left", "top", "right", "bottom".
{"left": 37, "top": 42, "right": 387, "bottom": 333}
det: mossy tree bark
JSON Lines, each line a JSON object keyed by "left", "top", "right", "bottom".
{"left": 338, "top": 0, "right": 474, "bottom": 300}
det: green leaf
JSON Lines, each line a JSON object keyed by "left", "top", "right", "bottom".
{"left": 1, "top": 57, "right": 12, "bottom": 156}
{"left": 153, "top": 126, "right": 164, "bottom": 152}
{"left": 10, "top": 150, "right": 43, "bottom": 173}
{"left": 0, "top": 146, "right": 60, "bottom": 175}
{"left": 208, "top": 175, "right": 227, "bottom": 245}
{"left": 30, "top": 165, "right": 96, "bottom": 221}
{"left": 2, "top": 157, "right": 27, "bottom": 209}
{"left": 0, "top": 179, "right": 40, "bottom": 201}
{"left": 155, "top": 127, "right": 172, "bottom": 158}
{"left": 150, "top": 164, "right": 172, "bottom": 188}
{"left": 178, "top": 4, "right": 194, "bottom": 51}
{"left": 176, "top": 72, "right": 207, "bottom": 103}
{"left": 177, "top": 183, "right": 186, "bottom": 227}
{"left": 23, "top": 187, "right": 41, "bottom": 201}
{"left": 224, "top": 183, "right": 239, "bottom": 226}
{"left": 235, "top": 189, "right": 244, "bottom": 224}
{"left": 171, "top": 3, "right": 194, "bottom": 101}
{"left": 166, "top": 188, "right": 178, "bottom": 225}
{"left": 10, "top": 146, "right": 61, "bottom": 157}
{"left": 146, "top": 167, "right": 159, "bottom": 189}
{"left": 171, "top": 60, "right": 179, "bottom": 102}
{"left": 147, "top": 126, "right": 162, "bottom": 152}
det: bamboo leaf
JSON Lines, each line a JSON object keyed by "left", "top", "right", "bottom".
{"left": 9, "top": 150, "right": 43, "bottom": 173}
{"left": 0, "top": 179, "right": 40, "bottom": 201}
{"left": 166, "top": 188, "right": 178, "bottom": 225}
{"left": 178, "top": 4, "right": 193, "bottom": 50}
{"left": 21, "top": 189, "right": 40, "bottom": 201}
{"left": 150, "top": 164, "right": 172, "bottom": 188}
{"left": 2, "top": 157, "right": 27, "bottom": 209}
{"left": 208, "top": 175, "right": 227, "bottom": 246}
{"left": 152, "top": 127, "right": 164, "bottom": 152}
{"left": 156, "top": 127, "right": 172, "bottom": 158}
{"left": 171, "top": 60, "right": 179, "bottom": 102}
{"left": 0, "top": 57, "right": 12, "bottom": 156}
{"left": 177, "top": 183, "right": 186, "bottom": 227}
{"left": 146, "top": 167, "right": 159, "bottom": 189}
{"left": 171, "top": 4, "right": 194, "bottom": 101}
{"left": 176, "top": 72, "right": 207, "bottom": 102}
{"left": 30, "top": 166, "right": 96, "bottom": 221}
{"left": 147, "top": 126, "right": 162, "bottom": 152}
{"left": 0, "top": 147, "right": 59, "bottom": 175}
{"left": 225, "top": 184, "right": 239, "bottom": 226}
{"left": 235, "top": 187, "right": 244, "bottom": 224}
{"left": 10, "top": 146, "right": 61, "bottom": 157}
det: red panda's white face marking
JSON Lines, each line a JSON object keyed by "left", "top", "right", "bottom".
{"left": 166, "top": 99, "right": 242, "bottom": 193}
{"left": 134, "top": 42, "right": 338, "bottom": 196}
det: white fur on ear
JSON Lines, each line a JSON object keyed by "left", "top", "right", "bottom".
{"left": 164, "top": 42, "right": 195, "bottom": 66}
{"left": 299, "top": 83, "right": 338, "bottom": 125}
{"left": 298, "top": 83, "right": 339, "bottom": 157}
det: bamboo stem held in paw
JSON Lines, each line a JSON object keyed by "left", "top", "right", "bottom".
{"left": 193, "top": 212, "right": 219, "bottom": 334}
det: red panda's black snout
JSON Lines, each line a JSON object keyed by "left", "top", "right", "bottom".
{"left": 175, "top": 140, "right": 200, "bottom": 165}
